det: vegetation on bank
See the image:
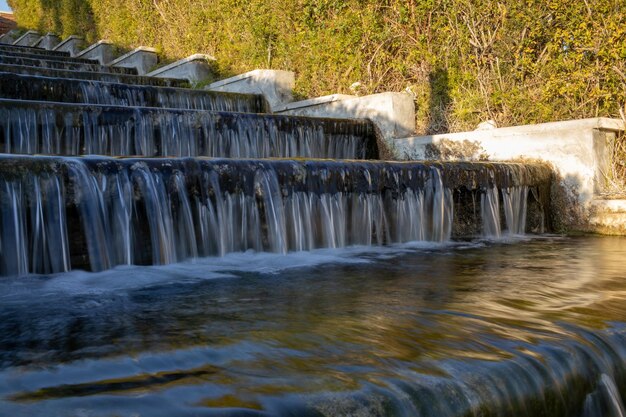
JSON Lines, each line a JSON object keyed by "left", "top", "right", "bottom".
{"left": 8, "top": 0, "right": 626, "bottom": 133}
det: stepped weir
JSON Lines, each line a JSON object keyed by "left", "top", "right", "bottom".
{"left": 2, "top": 35, "right": 625, "bottom": 417}
{"left": 0, "top": 155, "right": 550, "bottom": 275}
{"left": 0, "top": 47, "right": 554, "bottom": 277}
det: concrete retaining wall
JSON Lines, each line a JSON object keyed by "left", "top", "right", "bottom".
{"left": 394, "top": 118, "right": 626, "bottom": 233}
{"left": 53, "top": 36, "right": 86, "bottom": 56}
{"left": 275, "top": 92, "right": 416, "bottom": 143}
{"left": 147, "top": 54, "right": 216, "bottom": 84}
{"left": 208, "top": 69, "right": 294, "bottom": 111}
{"left": 33, "top": 33, "right": 61, "bottom": 50}
{"left": 109, "top": 46, "right": 157, "bottom": 75}
{"left": 76, "top": 40, "right": 116, "bottom": 65}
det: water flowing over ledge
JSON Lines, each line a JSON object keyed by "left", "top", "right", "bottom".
{"left": 0, "top": 72, "right": 268, "bottom": 112}
{"left": 0, "top": 100, "right": 378, "bottom": 159}
{"left": 0, "top": 155, "right": 552, "bottom": 276}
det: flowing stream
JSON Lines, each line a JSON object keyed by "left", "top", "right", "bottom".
{"left": 0, "top": 236, "right": 624, "bottom": 417}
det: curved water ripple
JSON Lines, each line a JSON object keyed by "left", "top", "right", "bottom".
{"left": 1, "top": 236, "right": 626, "bottom": 416}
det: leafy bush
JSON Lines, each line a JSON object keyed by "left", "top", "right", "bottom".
{"left": 8, "top": 0, "right": 626, "bottom": 133}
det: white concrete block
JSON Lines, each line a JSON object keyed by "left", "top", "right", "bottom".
{"left": 207, "top": 69, "right": 294, "bottom": 111}
{"left": 76, "top": 40, "right": 117, "bottom": 65}
{"left": 12, "top": 30, "right": 41, "bottom": 46}
{"left": 109, "top": 46, "right": 158, "bottom": 75}
{"left": 275, "top": 92, "right": 416, "bottom": 141}
{"left": 147, "top": 54, "right": 216, "bottom": 84}
{"left": 589, "top": 199, "right": 626, "bottom": 235}
{"left": 33, "top": 33, "right": 61, "bottom": 50}
{"left": 393, "top": 118, "right": 626, "bottom": 230}
{"left": 53, "top": 35, "right": 86, "bottom": 56}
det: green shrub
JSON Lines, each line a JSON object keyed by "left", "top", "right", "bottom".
{"left": 8, "top": 0, "right": 626, "bottom": 133}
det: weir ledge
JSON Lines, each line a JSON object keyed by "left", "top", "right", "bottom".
{"left": 393, "top": 118, "right": 626, "bottom": 234}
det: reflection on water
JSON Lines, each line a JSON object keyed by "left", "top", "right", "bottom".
{"left": 0, "top": 236, "right": 626, "bottom": 416}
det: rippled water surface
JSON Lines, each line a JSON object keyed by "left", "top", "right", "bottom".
{"left": 1, "top": 236, "right": 626, "bottom": 416}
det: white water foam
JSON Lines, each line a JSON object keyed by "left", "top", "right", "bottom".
{"left": 0, "top": 241, "right": 487, "bottom": 299}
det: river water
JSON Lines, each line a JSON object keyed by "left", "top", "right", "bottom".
{"left": 0, "top": 235, "right": 625, "bottom": 416}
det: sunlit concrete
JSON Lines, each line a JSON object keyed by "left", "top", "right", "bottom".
{"left": 394, "top": 118, "right": 626, "bottom": 233}
{"left": 275, "top": 92, "right": 416, "bottom": 141}
{"left": 208, "top": 69, "right": 294, "bottom": 111}
{"left": 109, "top": 46, "right": 157, "bottom": 75}
{"left": 76, "top": 40, "right": 116, "bottom": 65}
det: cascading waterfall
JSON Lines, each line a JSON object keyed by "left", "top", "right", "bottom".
{"left": 503, "top": 186, "right": 529, "bottom": 235}
{"left": 0, "top": 63, "right": 189, "bottom": 87}
{"left": 0, "top": 73, "right": 267, "bottom": 112}
{"left": 584, "top": 374, "right": 626, "bottom": 417}
{"left": 0, "top": 55, "right": 136, "bottom": 74}
{"left": 0, "top": 173, "right": 70, "bottom": 276}
{"left": 0, "top": 101, "right": 377, "bottom": 159}
{"left": 481, "top": 187, "right": 502, "bottom": 237}
{"left": 0, "top": 155, "right": 551, "bottom": 276}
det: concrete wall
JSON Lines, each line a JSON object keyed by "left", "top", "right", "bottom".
{"left": 53, "top": 36, "right": 86, "bottom": 56}
{"left": 33, "top": 33, "right": 61, "bottom": 50}
{"left": 76, "top": 40, "right": 116, "bottom": 65}
{"left": 207, "top": 69, "right": 294, "bottom": 111}
{"left": 147, "top": 54, "right": 216, "bottom": 84}
{"left": 394, "top": 118, "right": 626, "bottom": 233}
{"left": 589, "top": 199, "right": 626, "bottom": 235}
{"left": 275, "top": 92, "right": 416, "bottom": 143}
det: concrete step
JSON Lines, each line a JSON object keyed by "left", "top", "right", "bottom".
{"left": 0, "top": 63, "right": 189, "bottom": 88}
{"left": 275, "top": 92, "right": 416, "bottom": 142}
{"left": 0, "top": 48, "right": 121, "bottom": 66}
{"left": 0, "top": 29, "right": 19, "bottom": 44}
{"left": 207, "top": 69, "right": 294, "bottom": 112}
{"left": 32, "top": 33, "right": 62, "bottom": 50}
{"left": 147, "top": 54, "right": 216, "bottom": 84}
{"left": 0, "top": 54, "right": 138, "bottom": 75}
{"left": 0, "top": 99, "right": 378, "bottom": 159}
{"left": 0, "top": 72, "right": 268, "bottom": 113}
{"left": 0, "top": 43, "right": 71, "bottom": 57}
{"left": 109, "top": 46, "right": 158, "bottom": 76}
{"left": 75, "top": 40, "right": 120, "bottom": 65}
